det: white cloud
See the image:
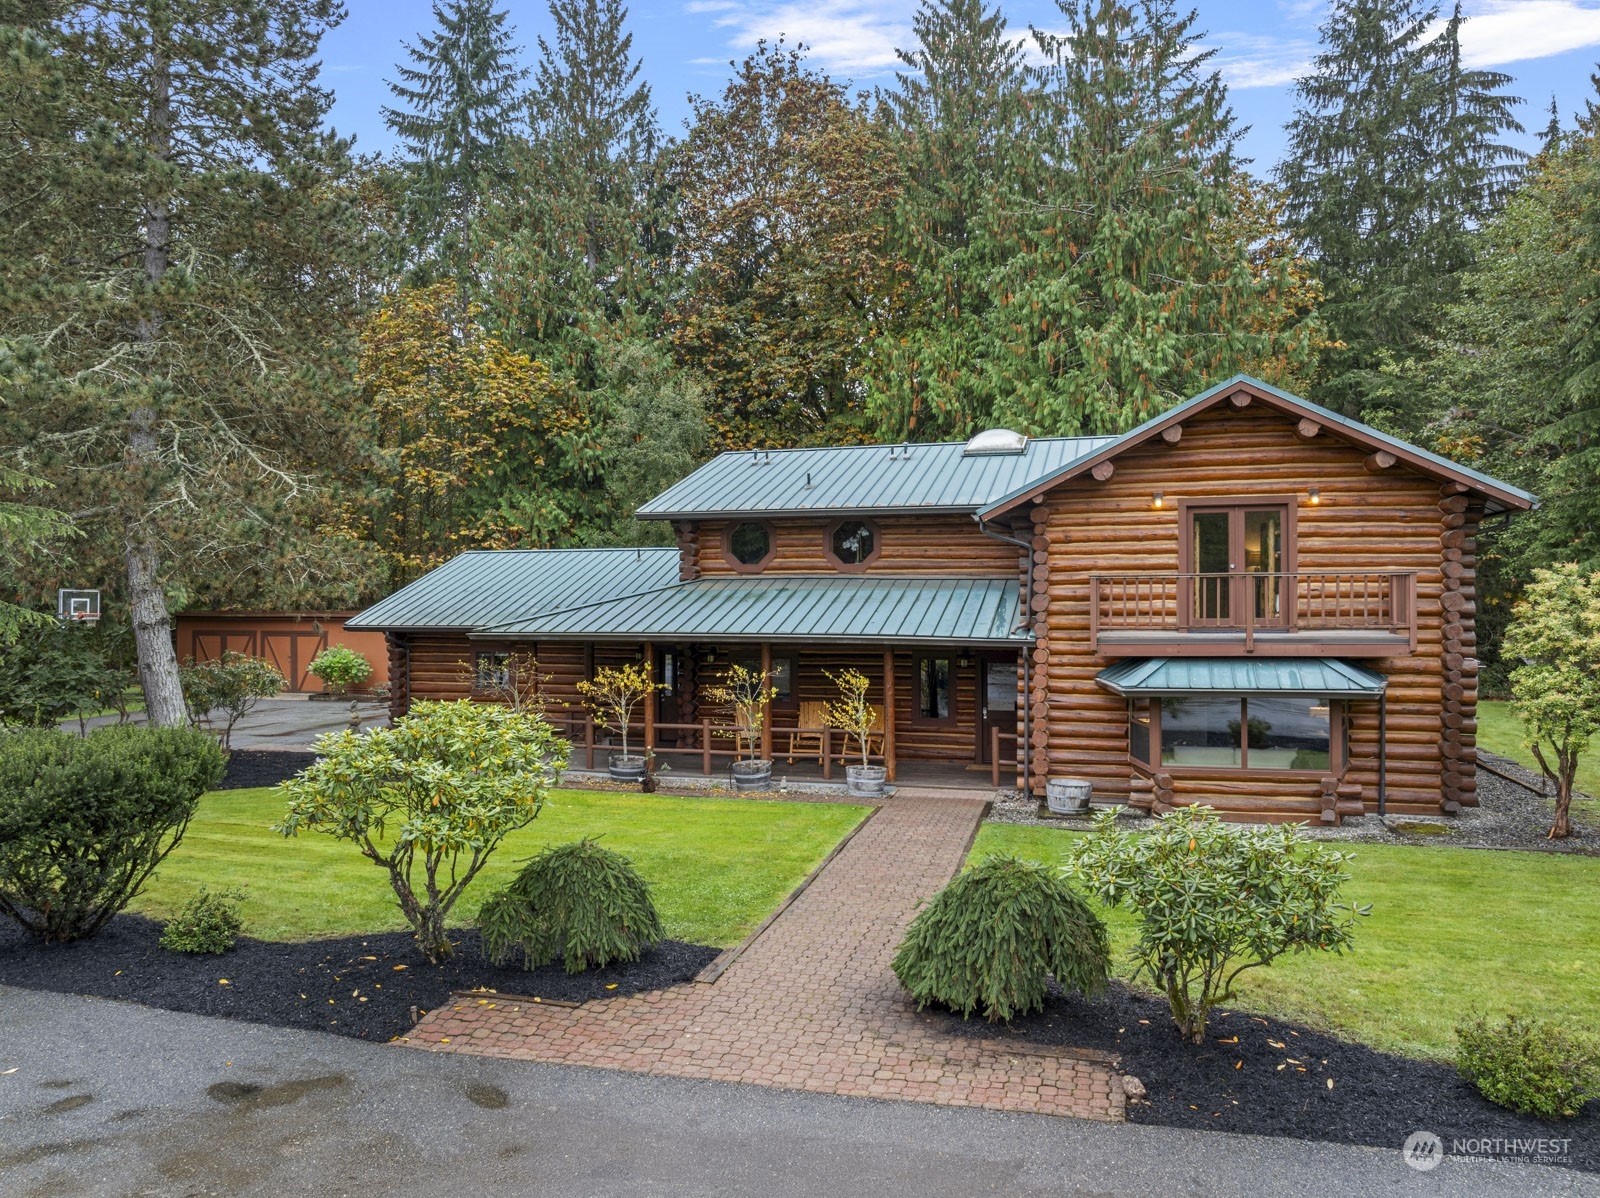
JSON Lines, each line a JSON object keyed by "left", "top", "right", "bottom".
{"left": 687, "top": 0, "right": 912, "bottom": 78}
{"left": 1204, "top": 32, "right": 1317, "bottom": 88}
{"left": 1454, "top": 1, "right": 1600, "bottom": 67}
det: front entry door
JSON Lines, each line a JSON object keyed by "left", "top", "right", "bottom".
{"left": 977, "top": 655, "right": 1019, "bottom": 764}
{"left": 1186, "top": 505, "right": 1287, "bottom": 629}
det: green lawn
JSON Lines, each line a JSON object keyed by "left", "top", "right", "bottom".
{"left": 973, "top": 823, "right": 1600, "bottom": 1061}
{"left": 137, "top": 787, "right": 867, "bottom": 949}
{"left": 1478, "top": 698, "right": 1600, "bottom": 821}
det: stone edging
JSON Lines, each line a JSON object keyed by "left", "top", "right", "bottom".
{"left": 694, "top": 804, "right": 883, "bottom": 985}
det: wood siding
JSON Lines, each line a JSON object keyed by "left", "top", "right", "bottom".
{"left": 1027, "top": 402, "right": 1462, "bottom": 819}
{"left": 687, "top": 515, "right": 1018, "bottom": 577}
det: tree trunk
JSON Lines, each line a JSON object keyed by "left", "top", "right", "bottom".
{"left": 1551, "top": 761, "right": 1575, "bottom": 840}
{"left": 124, "top": 31, "right": 187, "bottom": 728}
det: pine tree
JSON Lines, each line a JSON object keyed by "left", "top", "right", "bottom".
{"left": 1278, "top": 0, "right": 1523, "bottom": 418}
{"left": 869, "top": 0, "right": 1033, "bottom": 439}
{"left": 0, "top": 2, "right": 372, "bottom": 724}
{"left": 979, "top": 0, "right": 1306, "bottom": 435}
{"left": 383, "top": 0, "right": 529, "bottom": 284}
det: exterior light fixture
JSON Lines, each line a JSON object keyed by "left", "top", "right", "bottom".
{"left": 1308, "top": 487, "right": 1321, "bottom": 505}
{"left": 1152, "top": 491, "right": 1165, "bottom": 509}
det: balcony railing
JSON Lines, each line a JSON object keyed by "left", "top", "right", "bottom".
{"left": 1090, "top": 571, "right": 1417, "bottom": 654}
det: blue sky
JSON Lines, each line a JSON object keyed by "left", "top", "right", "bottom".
{"left": 320, "top": 0, "right": 1600, "bottom": 170}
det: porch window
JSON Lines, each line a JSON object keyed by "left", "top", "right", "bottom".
{"left": 474, "top": 651, "right": 510, "bottom": 690}
{"left": 915, "top": 654, "right": 954, "bottom": 724}
{"left": 728, "top": 652, "right": 794, "bottom": 707}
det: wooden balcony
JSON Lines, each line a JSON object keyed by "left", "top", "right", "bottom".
{"left": 1090, "top": 572, "right": 1418, "bottom": 657}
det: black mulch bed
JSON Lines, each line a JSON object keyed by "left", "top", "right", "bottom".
{"left": 219, "top": 749, "right": 318, "bottom": 790}
{"left": 919, "top": 980, "right": 1599, "bottom": 1172}
{"left": 0, "top": 914, "right": 719, "bottom": 1043}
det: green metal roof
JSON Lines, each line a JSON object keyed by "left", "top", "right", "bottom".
{"left": 1096, "top": 657, "right": 1388, "bottom": 697}
{"left": 635, "top": 435, "right": 1114, "bottom": 519}
{"left": 977, "top": 373, "right": 1537, "bottom": 519}
{"left": 347, "top": 548, "right": 680, "bottom": 632}
{"left": 478, "top": 575, "right": 1028, "bottom": 645}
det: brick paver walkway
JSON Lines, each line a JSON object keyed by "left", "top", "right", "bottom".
{"left": 400, "top": 790, "right": 1125, "bottom": 1120}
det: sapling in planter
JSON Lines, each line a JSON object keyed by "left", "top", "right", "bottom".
{"left": 823, "top": 668, "right": 885, "bottom": 796}
{"left": 705, "top": 664, "right": 778, "bottom": 791}
{"left": 576, "top": 664, "right": 663, "bottom": 783}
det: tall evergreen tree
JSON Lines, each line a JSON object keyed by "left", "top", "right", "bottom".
{"left": 1278, "top": 0, "right": 1523, "bottom": 419}
{"left": 979, "top": 0, "right": 1308, "bottom": 435}
{"left": 869, "top": 0, "right": 1032, "bottom": 439}
{"left": 383, "top": 0, "right": 528, "bottom": 284}
{"left": 0, "top": 1, "right": 371, "bottom": 724}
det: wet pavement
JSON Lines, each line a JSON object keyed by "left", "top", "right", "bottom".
{"left": 74, "top": 695, "right": 387, "bottom": 751}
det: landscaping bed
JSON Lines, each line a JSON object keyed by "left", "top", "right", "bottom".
{"left": 218, "top": 749, "right": 316, "bottom": 790}
{"left": 922, "top": 980, "right": 1598, "bottom": 1172}
{"left": 0, "top": 914, "right": 718, "bottom": 1043}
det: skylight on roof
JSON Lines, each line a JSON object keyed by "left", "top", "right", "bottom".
{"left": 963, "top": 428, "right": 1028, "bottom": 456}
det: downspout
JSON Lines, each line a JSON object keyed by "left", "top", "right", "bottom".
{"left": 978, "top": 516, "right": 1035, "bottom": 796}
{"left": 1377, "top": 691, "right": 1388, "bottom": 817}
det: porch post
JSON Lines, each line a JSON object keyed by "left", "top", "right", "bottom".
{"left": 760, "top": 642, "right": 773, "bottom": 762}
{"left": 643, "top": 641, "right": 656, "bottom": 757}
{"left": 882, "top": 647, "right": 896, "bottom": 782}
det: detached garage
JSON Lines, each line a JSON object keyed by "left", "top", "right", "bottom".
{"left": 172, "top": 612, "right": 390, "bottom": 694}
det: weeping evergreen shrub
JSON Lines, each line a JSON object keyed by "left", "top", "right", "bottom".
{"left": 478, "top": 838, "right": 664, "bottom": 973}
{"left": 892, "top": 855, "right": 1109, "bottom": 1023}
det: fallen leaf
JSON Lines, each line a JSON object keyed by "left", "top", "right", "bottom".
{"left": 1234, "top": 1060, "right": 1243, "bottom": 1070}
{"left": 1326, "top": 1079, "right": 1335, "bottom": 1090}
{"left": 440, "top": 1038, "right": 450, "bottom": 1044}
{"left": 1137, "top": 1019, "right": 1150, "bottom": 1025}
{"left": 351, "top": 990, "right": 359, "bottom": 998}
{"left": 1, "top": 1068, "right": 17, "bottom": 1075}
{"left": 1288, "top": 1030, "right": 1299, "bottom": 1037}
{"left": 1216, "top": 1036, "right": 1238, "bottom": 1044}
{"left": 358, "top": 997, "right": 368, "bottom": 1003}
{"left": 1276, "top": 1064, "right": 1286, "bottom": 1071}
{"left": 606, "top": 984, "right": 618, "bottom": 991}
{"left": 393, "top": 965, "right": 407, "bottom": 972}
{"left": 114, "top": 970, "right": 122, "bottom": 977}
{"left": 1268, "top": 1040, "right": 1285, "bottom": 1049}
{"left": 218, "top": 979, "right": 230, "bottom": 986}
{"left": 362, "top": 956, "right": 377, "bottom": 961}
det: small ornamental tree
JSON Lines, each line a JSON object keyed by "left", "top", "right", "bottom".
{"left": 1070, "top": 806, "right": 1369, "bottom": 1043}
{"left": 822, "top": 668, "right": 877, "bottom": 767}
{"left": 892, "top": 855, "right": 1110, "bottom": 1023}
{"left": 576, "top": 663, "right": 661, "bottom": 762}
{"left": 306, "top": 645, "right": 373, "bottom": 696}
{"left": 704, "top": 663, "right": 778, "bottom": 762}
{"left": 180, "top": 652, "right": 285, "bottom": 750}
{"left": 1501, "top": 563, "right": 1600, "bottom": 839}
{"left": 276, "top": 700, "right": 569, "bottom": 963}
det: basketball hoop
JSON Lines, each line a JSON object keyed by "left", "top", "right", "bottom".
{"left": 57, "top": 589, "right": 101, "bottom": 625}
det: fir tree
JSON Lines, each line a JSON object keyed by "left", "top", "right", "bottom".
{"left": 869, "top": 0, "right": 1033, "bottom": 439}
{"left": 980, "top": 0, "right": 1306, "bottom": 435}
{"left": 0, "top": 1, "right": 372, "bottom": 724}
{"left": 1278, "top": 0, "right": 1523, "bottom": 419}
{"left": 383, "top": 0, "right": 529, "bottom": 284}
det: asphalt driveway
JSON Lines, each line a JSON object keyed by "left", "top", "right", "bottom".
{"left": 0, "top": 987, "right": 1590, "bottom": 1198}
{"left": 75, "top": 694, "right": 387, "bottom": 751}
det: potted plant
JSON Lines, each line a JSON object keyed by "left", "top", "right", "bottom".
{"left": 705, "top": 663, "right": 778, "bottom": 791}
{"left": 823, "top": 668, "right": 886, "bottom": 796}
{"left": 576, "top": 663, "right": 662, "bottom": 783}
{"left": 306, "top": 644, "right": 373, "bottom": 698}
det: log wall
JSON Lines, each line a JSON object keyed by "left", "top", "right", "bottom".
{"left": 690, "top": 515, "right": 1019, "bottom": 576}
{"left": 1029, "top": 402, "right": 1457, "bottom": 819}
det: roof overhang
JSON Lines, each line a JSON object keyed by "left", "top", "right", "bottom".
{"left": 977, "top": 375, "right": 1536, "bottom": 521}
{"left": 1096, "top": 657, "right": 1388, "bottom": 698}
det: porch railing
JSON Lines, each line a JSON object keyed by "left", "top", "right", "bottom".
{"left": 1090, "top": 571, "right": 1416, "bottom": 647}
{"left": 552, "top": 708, "right": 884, "bottom": 779}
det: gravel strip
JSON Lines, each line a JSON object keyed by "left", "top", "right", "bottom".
{"left": 0, "top": 915, "right": 718, "bottom": 1043}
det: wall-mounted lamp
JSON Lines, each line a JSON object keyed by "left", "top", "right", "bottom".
{"left": 1308, "top": 487, "right": 1321, "bottom": 506}
{"left": 1152, "top": 491, "right": 1165, "bottom": 509}
{"left": 956, "top": 650, "right": 975, "bottom": 669}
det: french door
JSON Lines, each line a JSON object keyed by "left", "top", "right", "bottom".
{"left": 1186, "top": 505, "right": 1288, "bottom": 629}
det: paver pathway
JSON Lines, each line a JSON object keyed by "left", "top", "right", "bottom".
{"left": 401, "top": 790, "right": 1125, "bottom": 1121}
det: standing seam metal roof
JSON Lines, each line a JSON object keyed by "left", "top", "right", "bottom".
{"left": 634, "top": 435, "right": 1115, "bottom": 518}
{"left": 1096, "top": 657, "right": 1388, "bottom": 696}
{"left": 345, "top": 548, "right": 681, "bottom": 631}
{"left": 476, "top": 575, "right": 1028, "bottom": 643}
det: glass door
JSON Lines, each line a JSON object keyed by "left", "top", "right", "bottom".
{"left": 1186, "top": 506, "right": 1287, "bottom": 629}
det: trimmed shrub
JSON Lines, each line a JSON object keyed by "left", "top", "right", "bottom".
{"left": 478, "top": 838, "right": 664, "bottom": 973}
{"left": 0, "top": 725, "right": 226, "bottom": 942}
{"left": 892, "top": 855, "right": 1110, "bottom": 1023}
{"left": 307, "top": 645, "right": 372, "bottom": 695}
{"left": 160, "top": 887, "right": 245, "bottom": 954}
{"left": 1457, "top": 1014, "right": 1600, "bottom": 1119}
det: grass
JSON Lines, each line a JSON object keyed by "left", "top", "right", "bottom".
{"left": 135, "top": 787, "right": 868, "bottom": 949}
{"left": 1477, "top": 698, "right": 1600, "bottom": 821}
{"left": 972, "top": 823, "right": 1600, "bottom": 1061}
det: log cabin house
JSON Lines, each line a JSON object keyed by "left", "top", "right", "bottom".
{"left": 347, "top": 375, "right": 1534, "bottom": 824}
